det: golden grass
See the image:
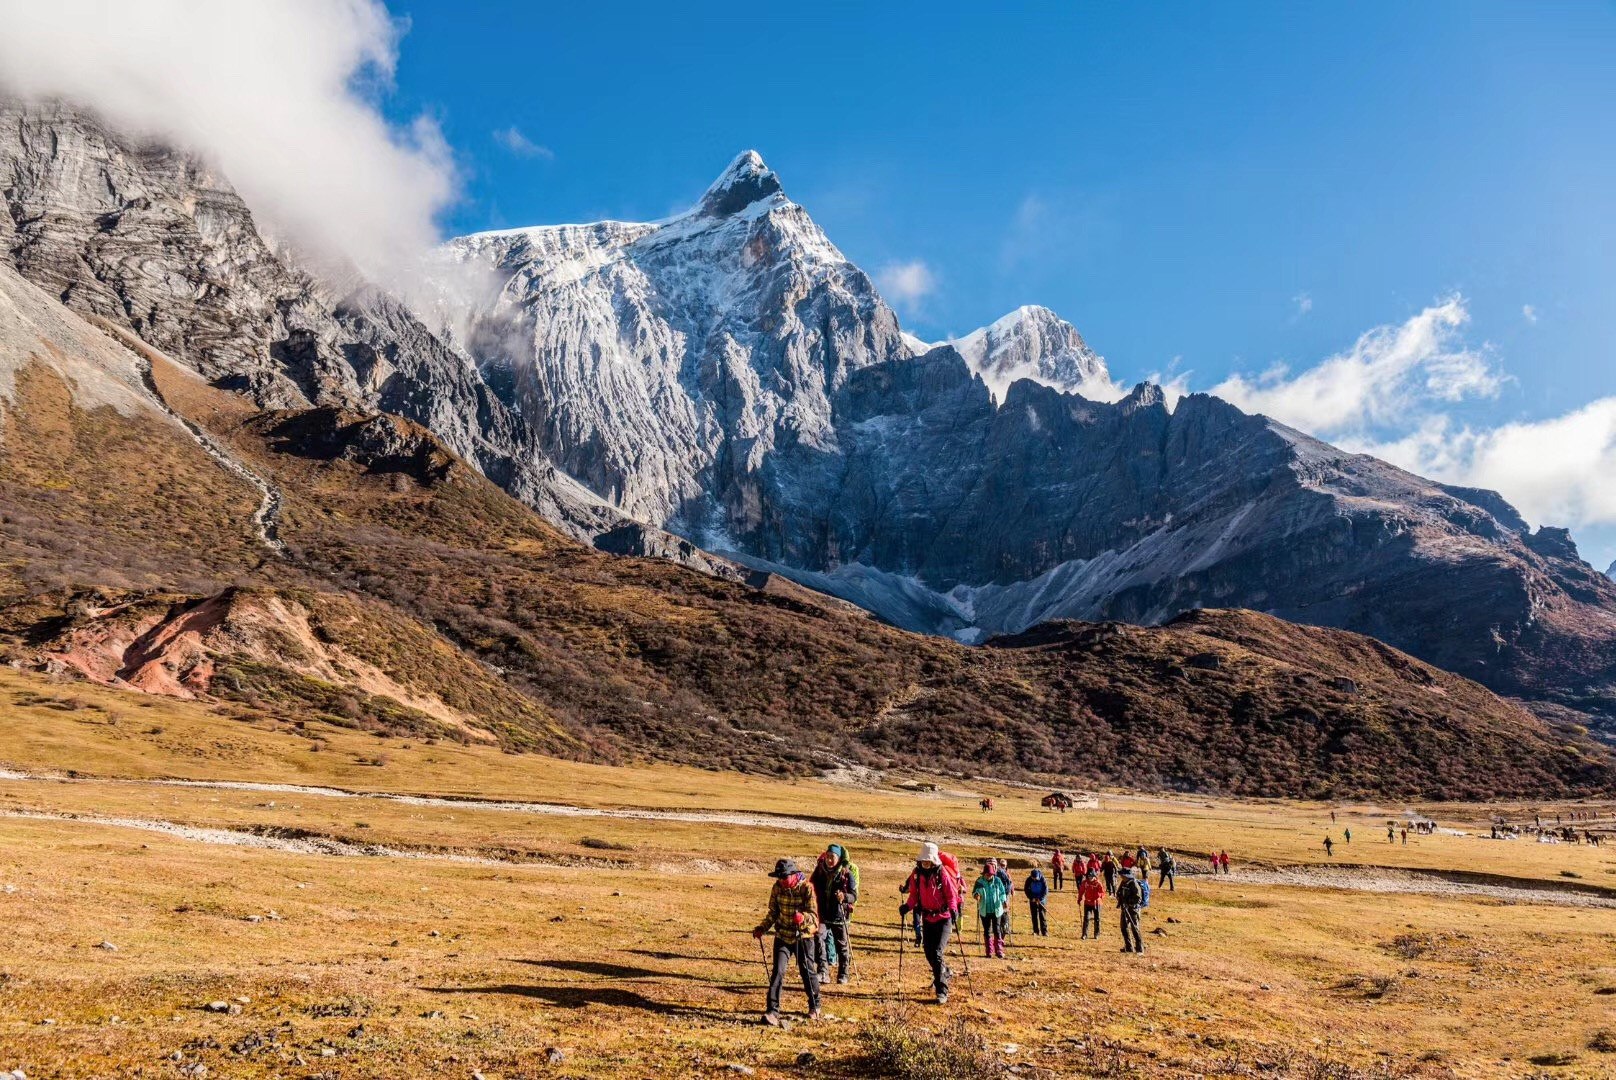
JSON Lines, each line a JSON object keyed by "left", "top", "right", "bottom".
{"left": 1, "top": 669, "right": 1615, "bottom": 1077}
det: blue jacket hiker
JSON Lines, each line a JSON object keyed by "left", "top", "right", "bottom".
{"left": 971, "top": 864, "right": 1009, "bottom": 958}
{"left": 1024, "top": 869, "right": 1050, "bottom": 936}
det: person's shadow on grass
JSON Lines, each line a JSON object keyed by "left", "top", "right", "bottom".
{"left": 422, "top": 983, "right": 737, "bottom": 1021}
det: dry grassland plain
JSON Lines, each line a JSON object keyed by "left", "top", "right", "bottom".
{"left": 0, "top": 669, "right": 1613, "bottom": 1079}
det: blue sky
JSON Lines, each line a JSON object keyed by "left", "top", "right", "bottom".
{"left": 376, "top": 2, "right": 1616, "bottom": 563}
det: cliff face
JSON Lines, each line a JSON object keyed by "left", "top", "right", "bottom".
{"left": 0, "top": 98, "right": 620, "bottom": 538}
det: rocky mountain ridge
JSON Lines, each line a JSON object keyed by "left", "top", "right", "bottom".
{"left": 4, "top": 97, "right": 1614, "bottom": 727}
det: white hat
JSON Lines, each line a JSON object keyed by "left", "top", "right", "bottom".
{"left": 917, "top": 841, "right": 940, "bottom": 864}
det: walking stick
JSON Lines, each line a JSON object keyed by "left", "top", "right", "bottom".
{"left": 757, "top": 935, "right": 772, "bottom": 984}
{"left": 951, "top": 924, "right": 975, "bottom": 997}
{"left": 896, "top": 917, "right": 906, "bottom": 1004}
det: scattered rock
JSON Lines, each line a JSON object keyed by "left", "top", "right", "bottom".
{"left": 795, "top": 1051, "right": 817, "bottom": 1066}
{"left": 429, "top": 930, "right": 441, "bottom": 938}
{"left": 725, "top": 1066, "right": 756, "bottom": 1076}
{"left": 180, "top": 1065, "right": 207, "bottom": 1079}
{"left": 611, "top": 891, "right": 623, "bottom": 897}
{"left": 320, "top": 1047, "right": 337, "bottom": 1057}
{"left": 234, "top": 996, "right": 250, "bottom": 1005}
{"left": 243, "top": 915, "right": 262, "bottom": 924}
{"left": 95, "top": 941, "right": 118, "bottom": 951}
{"left": 1166, "top": 917, "right": 1181, "bottom": 924}
{"left": 347, "top": 1024, "right": 366, "bottom": 1039}
{"left": 546, "top": 1047, "right": 567, "bottom": 1064}
{"left": 1002, "top": 1043, "right": 1020, "bottom": 1054}
{"left": 390, "top": 939, "right": 401, "bottom": 947}
{"left": 1260, "top": 984, "right": 1272, "bottom": 991}
{"left": 1091, "top": 987, "right": 1108, "bottom": 995}
{"left": 1151, "top": 927, "right": 1167, "bottom": 936}
{"left": 204, "top": 1002, "right": 230, "bottom": 1013}
{"left": 37, "top": 1019, "right": 54, "bottom": 1026}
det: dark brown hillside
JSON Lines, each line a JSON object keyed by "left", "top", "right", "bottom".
{"left": 2, "top": 343, "right": 1612, "bottom": 799}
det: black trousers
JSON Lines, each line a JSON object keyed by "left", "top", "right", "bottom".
{"left": 1029, "top": 900, "right": 1048, "bottom": 936}
{"left": 1119, "top": 906, "right": 1143, "bottom": 951}
{"left": 978, "top": 914, "right": 997, "bottom": 950}
{"left": 1103, "top": 867, "right": 1115, "bottom": 894}
{"left": 1053, "top": 867, "right": 1064, "bottom": 890}
{"left": 816, "top": 921, "right": 851, "bottom": 978}
{"left": 1082, "top": 903, "right": 1100, "bottom": 938}
{"left": 1159, "top": 867, "right": 1174, "bottom": 891}
{"left": 767, "top": 936, "right": 820, "bottom": 1014}
{"left": 921, "top": 917, "right": 953, "bottom": 996}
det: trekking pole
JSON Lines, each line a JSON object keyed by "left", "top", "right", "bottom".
{"left": 952, "top": 927, "right": 975, "bottom": 997}
{"left": 756, "top": 936, "right": 772, "bottom": 985}
{"left": 895, "top": 918, "right": 906, "bottom": 1004}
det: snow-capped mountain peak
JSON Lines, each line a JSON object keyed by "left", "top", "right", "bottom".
{"left": 948, "top": 304, "right": 1117, "bottom": 404}
{"left": 695, "top": 149, "right": 784, "bottom": 218}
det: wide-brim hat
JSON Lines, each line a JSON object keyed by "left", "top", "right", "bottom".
{"left": 769, "top": 858, "right": 800, "bottom": 878}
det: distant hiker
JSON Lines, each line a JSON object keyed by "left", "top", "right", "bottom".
{"left": 809, "top": 844, "right": 858, "bottom": 985}
{"left": 1086, "top": 852, "right": 1101, "bottom": 878}
{"left": 753, "top": 859, "right": 821, "bottom": 1024}
{"left": 1138, "top": 866, "right": 1152, "bottom": 909}
{"left": 1101, "top": 851, "right": 1118, "bottom": 894}
{"left": 972, "top": 860, "right": 1008, "bottom": 957}
{"left": 1400, "top": 828, "right": 1408, "bottom": 845}
{"left": 1135, "top": 845, "right": 1151, "bottom": 877}
{"left": 1344, "top": 828, "right": 1351, "bottom": 843}
{"left": 1116, "top": 869, "right": 1145, "bottom": 953}
{"left": 1387, "top": 826, "right": 1395, "bottom": 843}
{"left": 899, "top": 843, "right": 961, "bottom": 1004}
{"left": 1079, "top": 869, "right": 1105, "bottom": 939}
{"left": 1024, "top": 868, "right": 1050, "bottom": 936}
{"left": 1210, "top": 853, "right": 1221, "bottom": 875}
{"left": 980, "top": 797, "right": 993, "bottom": 813}
{"left": 1051, "top": 850, "right": 1066, "bottom": 892}
{"left": 992, "top": 858, "right": 1015, "bottom": 945}
{"left": 1218, "top": 850, "right": 1230, "bottom": 875}
{"left": 1158, "top": 849, "right": 1176, "bottom": 892}
{"left": 1330, "top": 810, "right": 1337, "bottom": 822}
{"left": 1324, "top": 836, "right": 1334, "bottom": 857}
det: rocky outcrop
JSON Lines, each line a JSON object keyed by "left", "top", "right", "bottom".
{"left": 947, "top": 305, "right": 1112, "bottom": 403}
{"left": 0, "top": 97, "right": 621, "bottom": 541}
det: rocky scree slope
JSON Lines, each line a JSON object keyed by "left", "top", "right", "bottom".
{"left": 1, "top": 320, "right": 1611, "bottom": 797}
{"left": 441, "top": 153, "right": 1616, "bottom": 727}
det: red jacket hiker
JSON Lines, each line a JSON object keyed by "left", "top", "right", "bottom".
{"left": 903, "top": 862, "right": 962, "bottom": 922}
{"left": 1078, "top": 876, "right": 1105, "bottom": 905}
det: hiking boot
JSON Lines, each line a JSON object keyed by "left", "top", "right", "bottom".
{"left": 836, "top": 973, "right": 850, "bottom": 985}
{"left": 809, "top": 1009, "right": 822, "bottom": 1021}
{"left": 816, "top": 968, "right": 829, "bottom": 984}
{"left": 936, "top": 991, "right": 949, "bottom": 1005}
{"left": 762, "top": 1011, "right": 782, "bottom": 1026}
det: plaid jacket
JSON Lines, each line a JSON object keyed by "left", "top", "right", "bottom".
{"left": 756, "top": 874, "right": 819, "bottom": 944}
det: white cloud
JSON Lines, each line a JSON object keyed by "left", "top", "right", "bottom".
{"left": 1208, "top": 297, "right": 1507, "bottom": 438}
{"left": 1522, "top": 304, "right": 1539, "bottom": 324}
{"left": 876, "top": 260, "right": 936, "bottom": 307}
{"left": 0, "top": 0, "right": 456, "bottom": 283}
{"left": 1354, "top": 400, "right": 1616, "bottom": 531}
{"left": 493, "top": 126, "right": 554, "bottom": 160}
{"left": 1293, "top": 292, "right": 1313, "bottom": 318}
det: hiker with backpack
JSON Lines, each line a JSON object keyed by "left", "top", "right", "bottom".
{"left": 972, "top": 859, "right": 1009, "bottom": 957}
{"left": 1101, "top": 851, "right": 1117, "bottom": 894}
{"left": 992, "top": 858, "right": 1015, "bottom": 946}
{"left": 1051, "top": 849, "right": 1066, "bottom": 891}
{"left": 753, "top": 859, "right": 821, "bottom": 1025}
{"left": 1078, "top": 868, "right": 1105, "bottom": 940}
{"left": 1323, "top": 836, "right": 1334, "bottom": 856}
{"left": 1157, "top": 849, "right": 1176, "bottom": 892}
{"left": 899, "top": 843, "right": 962, "bottom": 1004}
{"left": 1218, "top": 850, "right": 1230, "bottom": 875}
{"left": 1024, "top": 868, "right": 1050, "bottom": 936}
{"left": 1116, "top": 868, "right": 1145, "bottom": 953}
{"left": 809, "top": 844, "right": 859, "bottom": 985}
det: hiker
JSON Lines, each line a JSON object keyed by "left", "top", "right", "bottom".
{"left": 1218, "top": 850, "right": 1230, "bottom": 875}
{"left": 1101, "top": 851, "right": 1117, "bottom": 894}
{"left": 1387, "top": 826, "right": 1395, "bottom": 843}
{"left": 980, "top": 797, "right": 993, "bottom": 813}
{"left": 1116, "top": 868, "right": 1145, "bottom": 953}
{"left": 1051, "top": 849, "right": 1066, "bottom": 892}
{"left": 971, "top": 860, "right": 1008, "bottom": 957}
{"left": 809, "top": 844, "right": 859, "bottom": 985}
{"left": 1401, "top": 828, "right": 1408, "bottom": 846}
{"left": 1079, "top": 869, "right": 1105, "bottom": 939}
{"left": 1344, "top": 828, "right": 1351, "bottom": 843}
{"left": 989, "top": 858, "right": 1015, "bottom": 946}
{"left": 1330, "top": 810, "right": 1337, "bottom": 822}
{"left": 1158, "top": 849, "right": 1176, "bottom": 892}
{"left": 753, "top": 858, "right": 821, "bottom": 1024}
{"left": 1324, "top": 836, "right": 1334, "bottom": 856}
{"left": 1138, "top": 865, "right": 1152, "bottom": 909}
{"left": 898, "top": 843, "right": 961, "bottom": 1004}
{"left": 1024, "top": 868, "right": 1050, "bottom": 936}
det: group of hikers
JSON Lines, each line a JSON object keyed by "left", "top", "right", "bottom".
{"left": 753, "top": 839, "right": 1192, "bottom": 1019}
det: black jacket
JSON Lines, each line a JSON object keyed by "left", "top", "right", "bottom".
{"left": 810, "top": 859, "right": 858, "bottom": 924}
